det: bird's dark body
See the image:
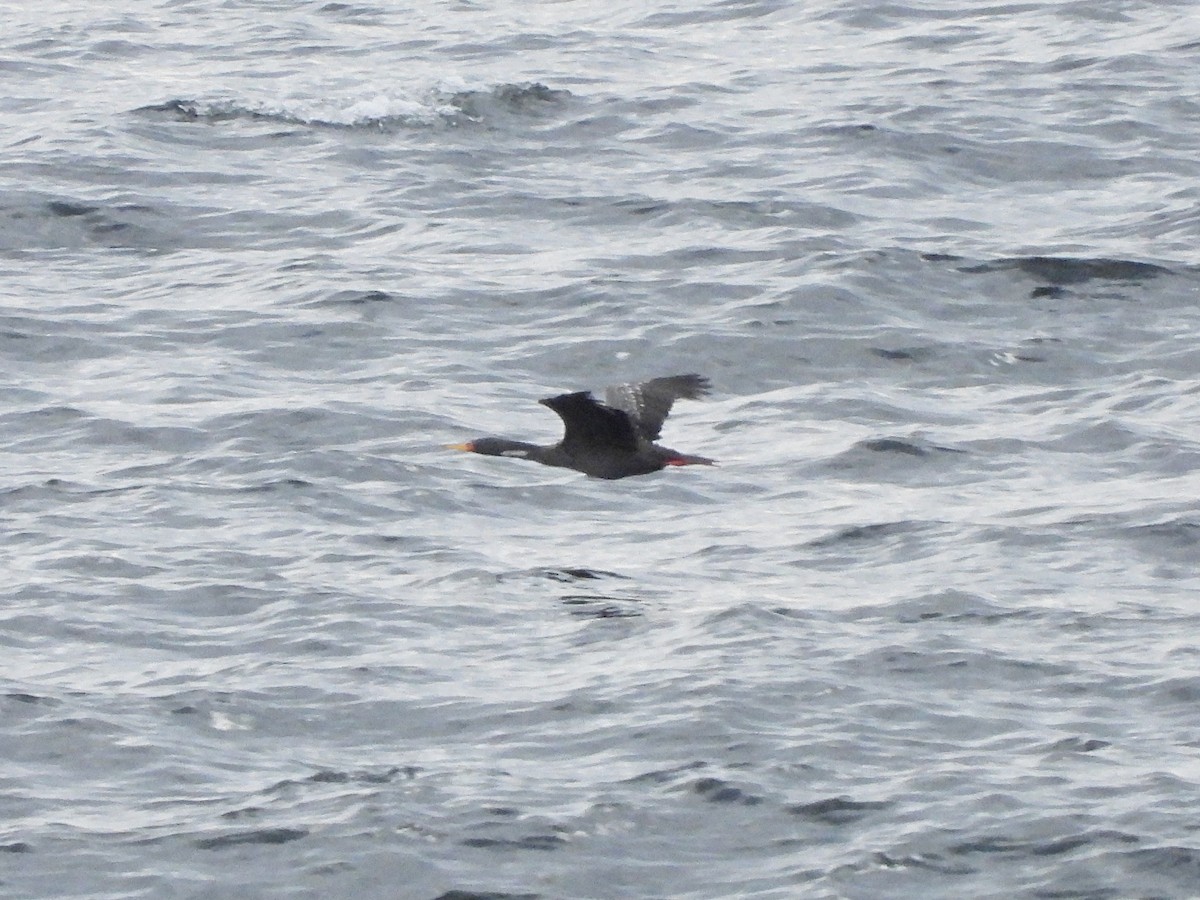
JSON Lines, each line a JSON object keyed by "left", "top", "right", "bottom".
{"left": 453, "top": 374, "right": 714, "bottom": 480}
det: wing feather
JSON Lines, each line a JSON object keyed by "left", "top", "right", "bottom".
{"left": 604, "top": 374, "right": 711, "bottom": 441}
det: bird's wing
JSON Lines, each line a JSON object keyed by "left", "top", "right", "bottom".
{"left": 539, "top": 391, "right": 640, "bottom": 452}
{"left": 604, "top": 374, "right": 711, "bottom": 441}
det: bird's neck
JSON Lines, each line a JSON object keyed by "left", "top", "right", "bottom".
{"left": 479, "top": 439, "right": 546, "bottom": 459}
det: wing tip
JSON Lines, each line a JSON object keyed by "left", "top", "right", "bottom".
{"left": 539, "top": 389, "right": 594, "bottom": 409}
{"left": 677, "top": 373, "right": 712, "bottom": 399}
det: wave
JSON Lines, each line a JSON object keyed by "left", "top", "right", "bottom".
{"left": 132, "top": 82, "right": 570, "bottom": 132}
{"left": 955, "top": 254, "right": 1173, "bottom": 284}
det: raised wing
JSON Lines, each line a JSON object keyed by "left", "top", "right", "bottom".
{"left": 539, "top": 391, "right": 640, "bottom": 453}
{"left": 604, "top": 374, "right": 711, "bottom": 441}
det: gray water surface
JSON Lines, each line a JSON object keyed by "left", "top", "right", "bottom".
{"left": 3, "top": 1, "right": 1200, "bottom": 898}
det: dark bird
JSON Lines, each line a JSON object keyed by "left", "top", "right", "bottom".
{"left": 450, "top": 374, "right": 716, "bottom": 479}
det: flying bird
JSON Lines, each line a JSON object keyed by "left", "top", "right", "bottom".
{"left": 449, "top": 374, "right": 715, "bottom": 479}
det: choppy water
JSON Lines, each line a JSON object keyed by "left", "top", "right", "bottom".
{"left": 4, "top": 1, "right": 1200, "bottom": 898}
